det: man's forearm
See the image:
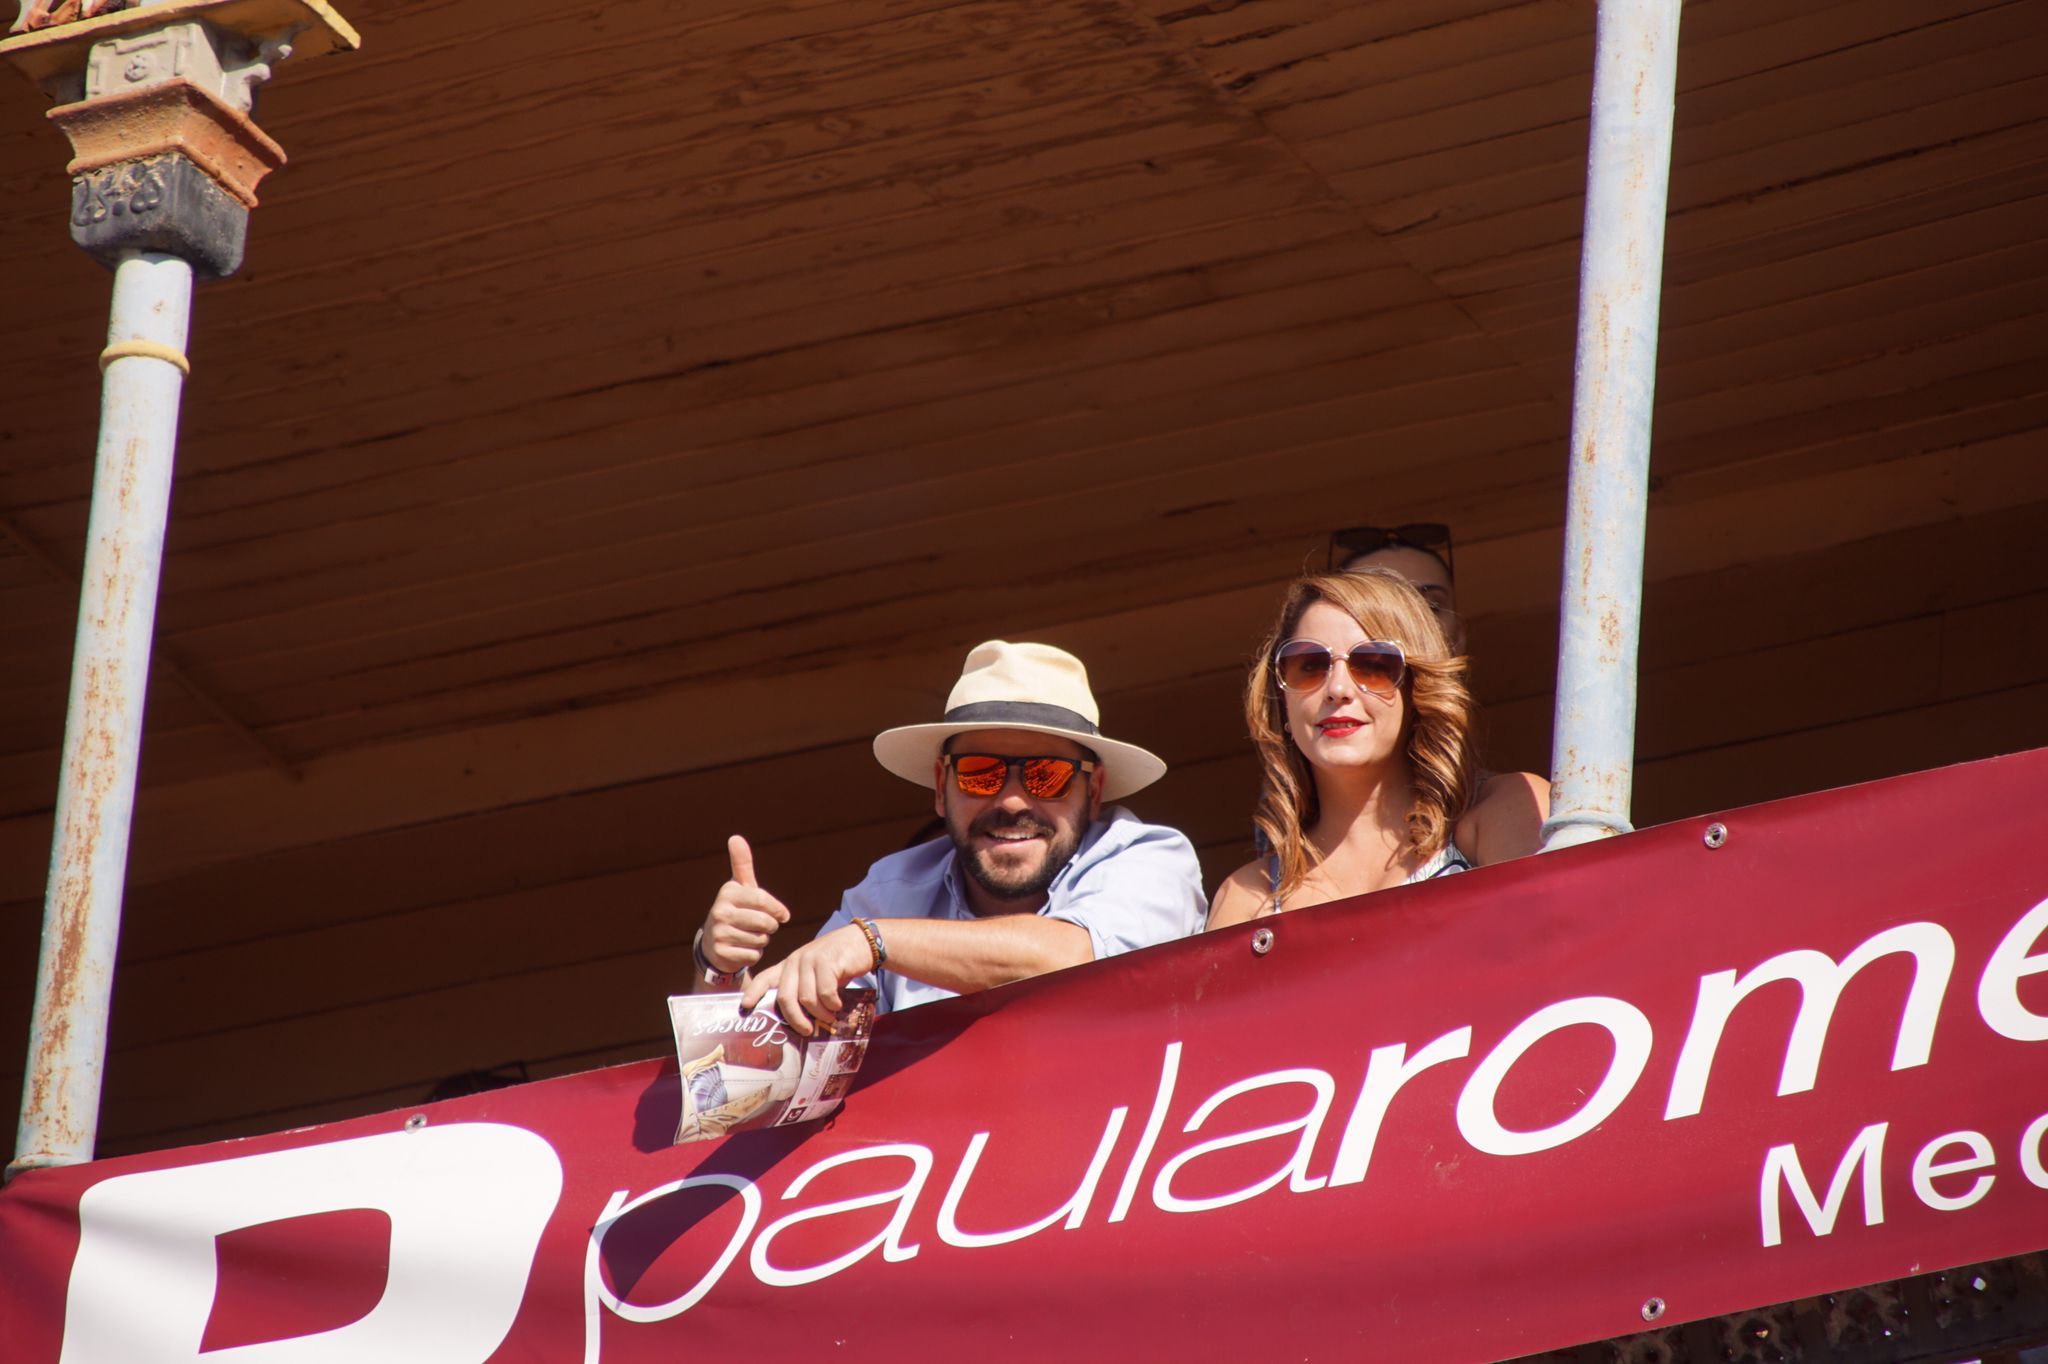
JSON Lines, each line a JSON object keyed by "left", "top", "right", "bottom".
{"left": 865, "top": 914, "right": 1092, "bottom": 995}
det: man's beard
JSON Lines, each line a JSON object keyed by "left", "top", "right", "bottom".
{"left": 951, "top": 808, "right": 1082, "bottom": 908}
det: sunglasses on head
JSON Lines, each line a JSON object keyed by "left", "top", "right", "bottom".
{"left": 1273, "top": 638, "right": 1407, "bottom": 696}
{"left": 947, "top": 753, "right": 1096, "bottom": 800}
{"left": 1327, "top": 522, "right": 1454, "bottom": 578}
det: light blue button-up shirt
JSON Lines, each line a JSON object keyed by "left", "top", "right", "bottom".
{"left": 815, "top": 806, "right": 1207, "bottom": 1014}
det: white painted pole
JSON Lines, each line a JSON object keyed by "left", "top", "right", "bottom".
{"left": 1541, "top": 0, "right": 1684, "bottom": 853}
{"left": 11, "top": 249, "right": 194, "bottom": 1175}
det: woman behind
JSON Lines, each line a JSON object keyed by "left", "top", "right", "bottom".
{"left": 1329, "top": 522, "right": 1548, "bottom": 861}
{"left": 1208, "top": 570, "right": 1542, "bottom": 929}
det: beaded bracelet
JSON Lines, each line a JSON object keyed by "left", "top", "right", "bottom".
{"left": 851, "top": 916, "right": 888, "bottom": 971}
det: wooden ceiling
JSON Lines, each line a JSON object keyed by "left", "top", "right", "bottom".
{"left": 2, "top": 0, "right": 2045, "bottom": 1152}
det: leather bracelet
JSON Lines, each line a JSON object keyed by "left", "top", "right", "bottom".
{"left": 692, "top": 927, "right": 742, "bottom": 988}
{"left": 851, "top": 917, "right": 888, "bottom": 972}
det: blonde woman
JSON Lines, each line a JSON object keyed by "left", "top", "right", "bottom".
{"left": 1207, "top": 571, "right": 1547, "bottom": 927}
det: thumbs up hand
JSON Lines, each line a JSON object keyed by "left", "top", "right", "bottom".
{"left": 699, "top": 835, "right": 792, "bottom": 979}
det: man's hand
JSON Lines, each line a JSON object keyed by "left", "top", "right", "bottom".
{"left": 699, "top": 835, "right": 791, "bottom": 978}
{"left": 742, "top": 924, "right": 873, "bottom": 1037}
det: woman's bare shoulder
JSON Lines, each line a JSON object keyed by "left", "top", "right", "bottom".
{"left": 1456, "top": 770, "right": 1551, "bottom": 865}
{"left": 1207, "top": 862, "right": 1270, "bottom": 931}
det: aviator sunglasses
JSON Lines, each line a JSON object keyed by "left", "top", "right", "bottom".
{"left": 1273, "top": 638, "right": 1407, "bottom": 697}
{"left": 1326, "top": 522, "right": 1454, "bottom": 578}
{"left": 947, "top": 753, "right": 1097, "bottom": 800}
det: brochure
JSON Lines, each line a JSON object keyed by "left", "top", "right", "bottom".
{"left": 666, "top": 987, "right": 876, "bottom": 1144}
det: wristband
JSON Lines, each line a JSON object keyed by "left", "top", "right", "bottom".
{"left": 851, "top": 917, "right": 888, "bottom": 972}
{"left": 692, "top": 927, "right": 742, "bottom": 988}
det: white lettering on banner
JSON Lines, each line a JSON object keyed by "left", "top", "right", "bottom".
{"left": 1458, "top": 998, "right": 1652, "bottom": 1157}
{"left": 59, "top": 1123, "right": 560, "bottom": 1364}
{"left": 1760, "top": 1123, "right": 1888, "bottom": 1248}
{"left": 44, "top": 895, "right": 2048, "bottom": 1348}
{"left": 937, "top": 1108, "right": 1129, "bottom": 1248}
{"left": 1108, "top": 1041, "right": 1181, "bottom": 1223}
{"left": 749, "top": 1145, "right": 932, "bottom": 1288}
{"left": 582, "top": 1173, "right": 762, "bottom": 1364}
{"left": 1978, "top": 895, "right": 2048, "bottom": 1041}
{"left": 1911, "top": 1131, "right": 1996, "bottom": 1212}
{"left": 1327, "top": 1028, "right": 1473, "bottom": 1188}
{"left": 1665, "top": 923, "right": 1954, "bottom": 1121}
{"left": 1152, "top": 1069, "right": 1336, "bottom": 1214}
{"left": 2023, "top": 1114, "right": 2048, "bottom": 1189}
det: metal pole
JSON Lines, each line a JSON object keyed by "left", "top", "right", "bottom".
{"left": 1540, "top": 0, "right": 1684, "bottom": 852}
{"left": 11, "top": 250, "right": 193, "bottom": 1176}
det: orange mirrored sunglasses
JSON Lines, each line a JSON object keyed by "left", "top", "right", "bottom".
{"left": 947, "top": 753, "right": 1096, "bottom": 799}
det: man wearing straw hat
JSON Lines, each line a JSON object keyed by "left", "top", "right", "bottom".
{"left": 694, "top": 640, "right": 1206, "bottom": 1035}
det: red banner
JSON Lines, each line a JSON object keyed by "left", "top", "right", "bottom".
{"left": 5, "top": 749, "right": 2048, "bottom": 1362}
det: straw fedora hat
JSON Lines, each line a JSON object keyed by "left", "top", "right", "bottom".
{"left": 873, "top": 641, "right": 1166, "bottom": 802}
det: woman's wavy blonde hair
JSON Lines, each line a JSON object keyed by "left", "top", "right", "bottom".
{"left": 1247, "top": 570, "right": 1477, "bottom": 901}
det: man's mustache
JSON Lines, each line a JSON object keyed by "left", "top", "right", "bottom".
{"left": 970, "top": 811, "right": 1057, "bottom": 840}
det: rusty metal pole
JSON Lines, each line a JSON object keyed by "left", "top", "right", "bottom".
{"left": 1540, "top": 0, "right": 1685, "bottom": 853}
{"left": 12, "top": 249, "right": 194, "bottom": 1175}
{"left": 2, "top": 0, "right": 356, "bottom": 1177}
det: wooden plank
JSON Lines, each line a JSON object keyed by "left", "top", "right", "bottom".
{"left": 124, "top": 263, "right": 1451, "bottom": 601}
{"left": 0, "top": 196, "right": 1369, "bottom": 522}
{"left": 1654, "top": 365, "right": 2048, "bottom": 495}
{"left": 1135, "top": 0, "right": 1514, "bottom": 58}
{"left": 1478, "top": 241, "right": 2048, "bottom": 398}
{"left": 95, "top": 315, "right": 1500, "bottom": 653}
{"left": 1321, "top": 6, "right": 2041, "bottom": 214}
{"left": 1294, "top": 0, "right": 2023, "bottom": 179}
{"left": 115, "top": 6, "right": 1206, "bottom": 294}
{"left": 1478, "top": 495, "right": 2048, "bottom": 701}
{"left": 1658, "top": 255, "right": 2048, "bottom": 398}
{"left": 1407, "top": 113, "right": 2048, "bottom": 292}
{"left": 39, "top": 0, "right": 1152, "bottom": 229}
{"left": 173, "top": 432, "right": 1540, "bottom": 755}
{"left": 202, "top": 344, "right": 2046, "bottom": 697}
{"left": 1634, "top": 679, "right": 2048, "bottom": 826}
{"left": 142, "top": 234, "right": 1402, "bottom": 535}
{"left": 1, "top": 233, "right": 1390, "bottom": 561}
{"left": 1492, "top": 612, "right": 1969, "bottom": 770}
{"left": 1464, "top": 189, "right": 2048, "bottom": 337}
{"left": 51, "top": 194, "right": 1365, "bottom": 494}
{"left": 1657, "top": 315, "right": 2048, "bottom": 447}
{"left": 0, "top": 7, "right": 1245, "bottom": 458}
{"left": 235, "top": 89, "right": 1260, "bottom": 347}
{"left": 1431, "top": 131, "right": 2048, "bottom": 310}
{"left": 219, "top": 170, "right": 1341, "bottom": 427}
{"left": 0, "top": 124, "right": 1309, "bottom": 482}
{"left": 0, "top": 0, "right": 1053, "bottom": 280}
{"left": 1194, "top": 0, "right": 1585, "bottom": 114}
{"left": 145, "top": 307, "right": 1506, "bottom": 655}
{"left": 92, "top": 1042, "right": 660, "bottom": 1155}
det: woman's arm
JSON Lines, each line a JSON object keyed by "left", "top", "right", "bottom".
{"left": 1456, "top": 770, "right": 1551, "bottom": 865}
{"left": 1206, "top": 863, "right": 1270, "bottom": 931}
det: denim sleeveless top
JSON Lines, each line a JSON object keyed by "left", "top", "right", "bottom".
{"left": 1261, "top": 842, "right": 1470, "bottom": 916}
